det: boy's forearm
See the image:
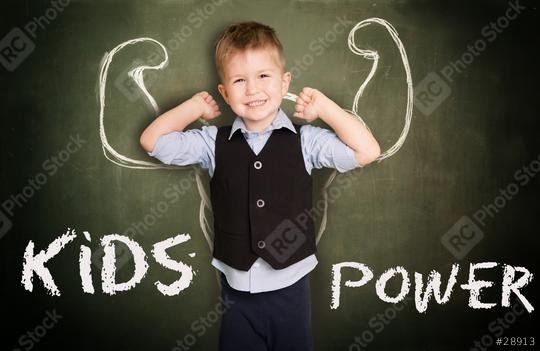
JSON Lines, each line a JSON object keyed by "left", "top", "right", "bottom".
{"left": 140, "top": 99, "right": 202, "bottom": 153}
{"left": 318, "top": 96, "right": 381, "bottom": 166}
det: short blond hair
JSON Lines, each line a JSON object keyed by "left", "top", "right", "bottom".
{"left": 214, "top": 21, "right": 285, "bottom": 81}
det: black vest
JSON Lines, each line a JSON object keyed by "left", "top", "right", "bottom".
{"left": 210, "top": 124, "right": 316, "bottom": 270}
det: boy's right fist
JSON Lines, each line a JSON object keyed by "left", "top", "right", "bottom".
{"left": 192, "top": 91, "right": 221, "bottom": 121}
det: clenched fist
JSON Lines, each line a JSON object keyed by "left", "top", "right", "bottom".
{"left": 293, "top": 87, "right": 325, "bottom": 122}
{"left": 192, "top": 91, "right": 222, "bottom": 121}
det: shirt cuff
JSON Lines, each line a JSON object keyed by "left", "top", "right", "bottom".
{"left": 147, "top": 135, "right": 163, "bottom": 158}
{"left": 146, "top": 132, "right": 175, "bottom": 164}
{"left": 338, "top": 144, "right": 361, "bottom": 172}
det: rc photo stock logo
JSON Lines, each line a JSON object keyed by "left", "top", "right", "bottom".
{"left": 0, "top": 208, "right": 13, "bottom": 240}
{"left": 0, "top": 133, "right": 86, "bottom": 240}
{"left": 113, "top": 0, "right": 230, "bottom": 103}
{"left": 262, "top": 170, "right": 364, "bottom": 263}
{"left": 0, "top": 0, "right": 70, "bottom": 72}
{"left": 12, "top": 309, "right": 62, "bottom": 351}
{"left": 441, "top": 151, "right": 540, "bottom": 260}
{"left": 413, "top": 0, "right": 526, "bottom": 116}
{"left": 114, "top": 58, "right": 160, "bottom": 103}
{"left": 0, "top": 28, "right": 35, "bottom": 72}
{"left": 264, "top": 219, "right": 307, "bottom": 263}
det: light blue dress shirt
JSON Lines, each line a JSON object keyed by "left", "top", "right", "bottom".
{"left": 148, "top": 108, "right": 360, "bottom": 293}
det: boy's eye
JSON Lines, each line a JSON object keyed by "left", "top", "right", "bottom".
{"left": 259, "top": 74, "right": 270, "bottom": 78}
{"left": 233, "top": 78, "right": 245, "bottom": 84}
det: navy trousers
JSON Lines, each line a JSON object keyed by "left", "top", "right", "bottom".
{"left": 218, "top": 272, "right": 314, "bottom": 351}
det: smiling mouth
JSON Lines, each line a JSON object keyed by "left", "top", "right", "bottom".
{"left": 245, "top": 99, "right": 267, "bottom": 108}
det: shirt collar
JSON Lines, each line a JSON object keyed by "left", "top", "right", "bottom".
{"left": 228, "top": 108, "right": 297, "bottom": 140}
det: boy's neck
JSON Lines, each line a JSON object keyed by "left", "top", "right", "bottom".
{"left": 241, "top": 109, "right": 279, "bottom": 132}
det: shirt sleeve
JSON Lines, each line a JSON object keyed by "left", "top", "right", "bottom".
{"left": 300, "top": 124, "right": 360, "bottom": 174}
{"left": 147, "top": 125, "right": 217, "bottom": 171}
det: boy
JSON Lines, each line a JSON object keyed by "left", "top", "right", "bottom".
{"left": 140, "top": 21, "right": 380, "bottom": 351}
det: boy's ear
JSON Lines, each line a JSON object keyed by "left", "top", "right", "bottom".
{"left": 281, "top": 71, "right": 292, "bottom": 96}
{"left": 218, "top": 84, "right": 229, "bottom": 105}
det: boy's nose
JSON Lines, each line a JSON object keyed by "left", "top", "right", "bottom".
{"left": 245, "top": 80, "right": 259, "bottom": 95}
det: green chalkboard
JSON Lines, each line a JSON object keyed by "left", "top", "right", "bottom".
{"left": 1, "top": 0, "right": 538, "bottom": 350}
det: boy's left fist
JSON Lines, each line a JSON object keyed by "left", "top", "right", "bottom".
{"left": 294, "top": 87, "right": 325, "bottom": 122}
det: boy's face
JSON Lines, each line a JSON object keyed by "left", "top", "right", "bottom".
{"left": 217, "top": 47, "right": 291, "bottom": 130}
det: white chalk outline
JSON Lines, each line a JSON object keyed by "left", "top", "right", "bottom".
{"left": 285, "top": 18, "right": 413, "bottom": 244}
{"left": 97, "top": 17, "right": 413, "bottom": 256}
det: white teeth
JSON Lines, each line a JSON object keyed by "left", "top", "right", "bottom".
{"left": 247, "top": 100, "right": 266, "bottom": 107}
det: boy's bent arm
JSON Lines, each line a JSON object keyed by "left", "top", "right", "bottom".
{"left": 318, "top": 97, "right": 381, "bottom": 166}
{"left": 140, "top": 91, "right": 221, "bottom": 153}
{"left": 294, "top": 88, "right": 381, "bottom": 166}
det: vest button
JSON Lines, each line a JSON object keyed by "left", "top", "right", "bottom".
{"left": 256, "top": 199, "right": 265, "bottom": 207}
{"left": 257, "top": 240, "right": 266, "bottom": 249}
{"left": 254, "top": 161, "right": 262, "bottom": 169}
